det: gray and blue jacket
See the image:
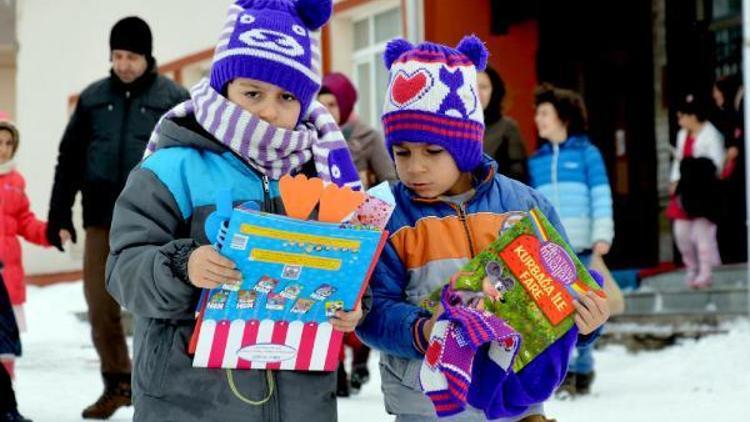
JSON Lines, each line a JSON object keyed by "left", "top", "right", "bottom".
{"left": 105, "top": 116, "right": 339, "bottom": 422}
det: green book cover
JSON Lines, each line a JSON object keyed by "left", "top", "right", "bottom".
{"left": 420, "top": 208, "right": 603, "bottom": 372}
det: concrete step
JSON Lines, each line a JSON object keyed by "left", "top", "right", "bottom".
{"left": 622, "top": 263, "right": 749, "bottom": 316}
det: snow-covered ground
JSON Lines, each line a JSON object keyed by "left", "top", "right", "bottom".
{"left": 13, "top": 282, "right": 750, "bottom": 421}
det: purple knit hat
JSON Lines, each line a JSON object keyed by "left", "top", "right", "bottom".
{"left": 382, "top": 35, "right": 489, "bottom": 172}
{"left": 210, "top": 0, "right": 331, "bottom": 116}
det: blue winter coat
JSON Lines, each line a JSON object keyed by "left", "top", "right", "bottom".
{"left": 528, "top": 135, "right": 614, "bottom": 252}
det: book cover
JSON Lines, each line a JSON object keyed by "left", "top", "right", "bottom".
{"left": 421, "top": 208, "right": 603, "bottom": 372}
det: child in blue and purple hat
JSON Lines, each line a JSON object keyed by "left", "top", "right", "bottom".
{"left": 356, "top": 35, "right": 610, "bottom": 421}
{"left": 106, "top": 1, "right": 363, "bottom": 420}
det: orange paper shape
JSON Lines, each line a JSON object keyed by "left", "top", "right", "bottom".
{"left": 279, "top": 174, "right": 324, "bottom": 220}
{"left": 318, "top": 184, "right": 366, "bottom": 223}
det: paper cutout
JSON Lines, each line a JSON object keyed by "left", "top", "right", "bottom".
{"left": 279, "top": 174, "right": 324, "bottom": 220}
{"left": 318, "top": 183, "right": 366, "bottom": 223}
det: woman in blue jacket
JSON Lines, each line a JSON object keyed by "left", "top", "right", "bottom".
{"left": 528, "top": 83, "right": 614, "bottom": 396}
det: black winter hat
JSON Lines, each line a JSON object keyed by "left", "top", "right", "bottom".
{"left": 109, "top": 16, "right": 152, "bottom": 57}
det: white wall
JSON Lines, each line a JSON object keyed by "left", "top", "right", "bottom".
{"left": 16, "top": 0, "right": 231, "bottom": 273}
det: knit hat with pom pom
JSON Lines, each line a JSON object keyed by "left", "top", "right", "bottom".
{"left": 381, "top": 35, "right": 489, "bottom": 172}
{"left": 210, "top": 0, "right": 331, "bottom": 116}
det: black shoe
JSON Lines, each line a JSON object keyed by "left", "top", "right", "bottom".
{"left": 336, "top": 363, "right": 350, "bottom": 397}
{"left": 555, "top": 372, "right": 577, "bottom": 398}
{"left": 349, "top": 364, "right": 370, "bottom": 393}
{"left": 575, "top": 371, "right": 595, "bottom": 395}
{"left": 1, "top": 409, "right": 32, "bottom": 422}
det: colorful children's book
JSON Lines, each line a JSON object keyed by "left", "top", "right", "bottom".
{"left": 421, "top": 208, "right": 604, "bottom": 372}
{"left": 190, "top": 176, "right": 389, "bottom": 372}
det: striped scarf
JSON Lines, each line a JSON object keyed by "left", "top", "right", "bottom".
{"left": 145, "top": 78, "right": 361, "bottom": 189}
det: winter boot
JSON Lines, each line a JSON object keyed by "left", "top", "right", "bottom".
{"left": 1, "top": 409, "right": 32, "bottom": 422}
{"left": 81, "top": 373, "right": 132, "bottom": 419}
{"left": 518, "top": 415, "right": 558, "bottom": 422}
{"left": 575, "top": 371, "right": 596, "bottom": 395}
{"left": 336, "top": 363, "right": 350, "bottom": 397}
{"left": 349, "top": 363, "right": 370, "bottom": 394}
{"left": 555, "top": 372, "right": 577, "bottom": 398}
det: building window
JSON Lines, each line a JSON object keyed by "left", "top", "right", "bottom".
{"left": 351, "top": 7, "right": 402, "bottom": 128}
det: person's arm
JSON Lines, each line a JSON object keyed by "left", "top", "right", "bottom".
{"left": 366, "top": 128, "right": 398, "bottom": 184}
{"left": 47, "top": 99, "right": 90, "bottom": 248}
{"left": 584, "top": 145, "right": 614, "bottom": 249}
{"left": 706, "top": 128, "right": 727, "bottom": 175}
{"left": 356, "top": 239, "right": 432, "bottom": 359}
{"left": 14, "top": 176, "right": 49, "bottom": 247}
{"left": 670, "top": 130, "right": 686, "bottom": 184}
{"left": 105, "top": 166, "right": 201, "bottom": 321}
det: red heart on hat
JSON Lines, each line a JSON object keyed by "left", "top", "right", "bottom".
{"left": 391, "top": 69, "right": 431, "bottom": 107}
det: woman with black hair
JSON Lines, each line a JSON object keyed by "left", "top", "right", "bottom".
{"left": 478, "top": 66, "right": 529, "bottom": 183}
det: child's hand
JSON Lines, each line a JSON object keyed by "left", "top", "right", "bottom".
{"left": 187, "top": 245, "right": 242, "bottom": 289}
{"left": 422, "top": 303, "right": 444, "bottom": 339}
{"left": 593, "top": 241, "right": 611, "bottom": 256}
{"left": 573, "top": 291, "right": 610, "bottom": 335}
{"left": 329, "top": 302, "right": 363, "bottom": 333}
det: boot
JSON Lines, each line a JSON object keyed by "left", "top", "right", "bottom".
{"left": 336, "top": 363, "right": 350, "bottom": 397}
{"left": 349, "top": 363, "right": 370, "bottom": 394}
{"left": 518, "top": 415, "right": 558, "bottom": 422}
{"left": 1, "top": 409, "right": 32, "bottom": 422}
{"left": 575, "top": 371, "right": 595, "bottom": 395}
{"left": 554, "top": 371, "right": 577, "bottom": 398}
{"left": 81, "top": 373, "right": 132, "bottom": 419}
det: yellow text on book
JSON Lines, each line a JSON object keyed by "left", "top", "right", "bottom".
{"left": 240, "top": 224, "right": 360, "bottom": 250}
{"left": 249, "top": 249, "right": 342, "bottom": 271}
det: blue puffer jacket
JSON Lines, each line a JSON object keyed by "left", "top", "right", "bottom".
{"left": 528, "top": 135, "right": 614, "bottom": 253}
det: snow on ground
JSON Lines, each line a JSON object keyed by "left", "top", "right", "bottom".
{"left": 14, "top": 282, "right": 750, "bottom": 421}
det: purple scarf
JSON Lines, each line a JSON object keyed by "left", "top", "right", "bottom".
{"left": 145, "top": 78, "right": 361, "bottom": 189}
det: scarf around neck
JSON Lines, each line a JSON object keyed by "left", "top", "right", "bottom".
{"left": 145, "top": 78, "right": 361, "bottom": 189}
{"left": 0, "top": 160, "right": 15, "bottom": 176}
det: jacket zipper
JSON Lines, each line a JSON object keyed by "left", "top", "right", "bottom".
{"left": 551, "top": 143, "right": 560, "bottom": 209}
{"left": 456, "top": 203, "right": 476, "bottom": 257}
{"left": 262, "top": 175, "right": 274, "bottom": 213}
{"left": 117, "top": 90, "right": 131, "bottom": 186}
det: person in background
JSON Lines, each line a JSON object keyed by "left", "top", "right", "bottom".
{"left": 666, "top": 94, "right": 725, "bottom": 288}
{"left": 46, "top": 16, "right": 189, "bottom": 419}
{"left": 318, "top": 72, "right": 391, "bottom": 396}
{"left": 712, "top": 76, "right": 747, "bottom": 263}
{"left": 528, "top": 83, "right": 614, "bottom": 396}
{"left": 477, "top": 65, "right": 528, "bottom": 184}
{"left": 319, "top": 72, "right": 396, "bottom": 189}
{"left": 0, "top": 120, "right": 52, "bottom": 394}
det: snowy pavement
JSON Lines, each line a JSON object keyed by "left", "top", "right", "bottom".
{"left": 14, "top": 282, "right": 750, "bottom": 421}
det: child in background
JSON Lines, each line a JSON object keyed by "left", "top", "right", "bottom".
{"left": 356, "top": 37, "right": 610, "bottom": 421}
{"left": 528, "top": 84, "right": 614, "bottom": 396}
{"left": 1, "top": 275, "right": 31, "bottom": 422}
{"left": 105, "top": 1, "right": 365, "bottom": 420}
{"left": 0, "top": 120, "right": 51, "bottom": 384}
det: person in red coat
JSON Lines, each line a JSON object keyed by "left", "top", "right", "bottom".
{"left": 0, "top": 120, "right": 50, "bottom": 388}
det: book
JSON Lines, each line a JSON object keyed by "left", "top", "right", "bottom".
{"left": 421, "top": 208, "right": 604, "bottom": 372}
{"left": 190, "top": 176, "right": 391, "bottom": 372}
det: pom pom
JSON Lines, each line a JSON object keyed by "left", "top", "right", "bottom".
{"left": 296, "top": 0, "right": 333, "bottom": 30}
{"left": 456, "top": 34, "right": 488, "bottom": 71}
{"left": 384, "top": 38, "right": 414, "bottom": 70}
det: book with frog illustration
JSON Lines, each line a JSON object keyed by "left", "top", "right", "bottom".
{"left": 421, "top": 208, "right": 604, "bottom": 372}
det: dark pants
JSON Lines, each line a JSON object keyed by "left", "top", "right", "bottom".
{"left": 0, "top": 361, "right": 15, "bottom": 412}
{"left": 84, "top": 227, "right": 131, "bottom": 374}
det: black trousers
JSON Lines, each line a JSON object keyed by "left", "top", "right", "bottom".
{"left": 0, "top": 361, "right": 16, "bottom": 412}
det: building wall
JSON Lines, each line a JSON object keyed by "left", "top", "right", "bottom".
{"left": 15, "top": 0, "right": 231, "bottom": 273}
{"left": 423, "top": 0, "right": 539, "bottom": 150}
{"left": 0, "top": 57, "right": 15, "bottom": 118}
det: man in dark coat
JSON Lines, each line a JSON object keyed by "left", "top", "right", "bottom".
{"left": 46, "top": 16, "right": 189, "bottom": 419}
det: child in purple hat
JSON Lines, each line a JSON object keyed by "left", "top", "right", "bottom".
{"left": 107, "top": 1, "right": 364, "bottom": 420}
{"left": 356, "top": 35, "right": 610, "bottom": 421}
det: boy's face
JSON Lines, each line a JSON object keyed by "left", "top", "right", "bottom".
{"left": 392, "top": 142, "right": 472, "bottom": 198}
{"left": 227, "top": 77, "right": 301, "bottom": 130}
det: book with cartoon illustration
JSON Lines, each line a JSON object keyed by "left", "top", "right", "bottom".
{"left": 190, "top": 176, "right": 392, "bottom": 372}
{"left": 421, "top": 208, "right": 604, "bottom": 372}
